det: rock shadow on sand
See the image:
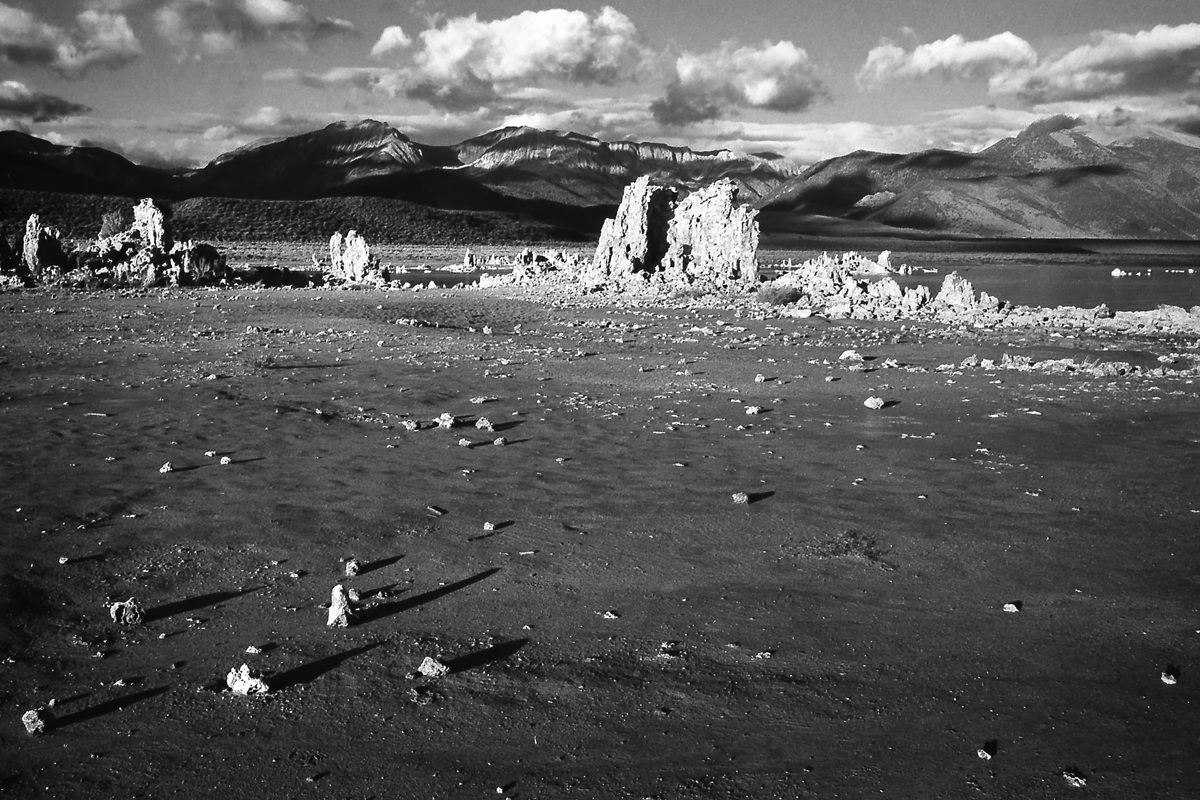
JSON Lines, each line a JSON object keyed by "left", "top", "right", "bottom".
{"left": 143, "top": 586, "right": 264, "bottom": 623}
{"left": 354, "top": 568, "right": 500, "bottom": 625}
{"left": 52, "top": 686, "right": 170, "bottom": 728}
{"left": 269, "top": 641, "right": 385, "bottom": 690}
{"left": 445, "top": 638, "right": 528, "bottom": 674}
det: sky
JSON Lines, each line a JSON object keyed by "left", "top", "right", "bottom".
{"left": 1, "top": 0, "right": 1198, "bottom": 168}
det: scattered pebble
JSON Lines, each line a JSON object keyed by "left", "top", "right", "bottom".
{"left": 219, "top": 456, "right": 232, "bottom": 465}
{"left": 457, "top": 438, "right": 472, "bottom": 447}
{"left": 731, "top": 492, "right": 749, "bottom": 505}
{"left": 159, "top": 462, "right": 173, "bottom": 474}
{"left": 483, "top": 521, "right": 496, "bottom": 531}
{"left": 493, "top": 437, "right": 507, "bottom": 446}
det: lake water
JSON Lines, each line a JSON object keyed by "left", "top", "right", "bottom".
{"left": 894, "top": 263, "right": 1200, "bottom": 312}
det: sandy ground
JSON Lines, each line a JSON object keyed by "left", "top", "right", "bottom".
{"left": 1, "top": 283, "right": 1198, "bottom": 799}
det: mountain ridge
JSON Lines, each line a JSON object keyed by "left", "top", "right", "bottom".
{"left": 3, "top": 117, "right": 1200, "bottom": 240}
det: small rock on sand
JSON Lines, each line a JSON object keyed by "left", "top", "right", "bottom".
{"left": 863, "top": 397, "right": 885, "bottom": 410}
{"left": 344, "top": 559, "right": 361, "bottom": 577}
{"left": 22, "top": 708, "right": 54, "bottom": 734}
{"left": 418, "top": 656, "right": 450, "bottom": 679}
{"left": 226, "top": 664, "right": 270, "bottom": 695}
{"left": 109, "top": 597, "right": 143, "bottom": 625}
{"left": 326, "top": 584, "right": 355, "bottom": 627}
{"left": 732, "top": 492, "right": 750, "bottom": 505}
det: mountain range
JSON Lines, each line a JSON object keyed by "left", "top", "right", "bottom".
{"left": 3, "top": 115, "right": 1200, "bottom": 240}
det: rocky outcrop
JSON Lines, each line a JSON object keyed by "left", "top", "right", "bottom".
{"left": 36, "top": 198, "right": 230, "bottom": 288}
{"left": 759, "top": 252, "right": 930, "bottom": 320}
{"left": 586, "top": 177, "right": 758, "bottom": 292}
{"left": 931, "top": 272, "right": 1001, "bottom": 316}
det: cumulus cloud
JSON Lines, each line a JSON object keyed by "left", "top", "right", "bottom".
{"left": 0, "top": 80, "right": 91, "bottom": 121}
{"left": 993, "top": 23, "right": 1200, "bottom": 103}
{"left": 857, "top": 32, "right": 1036, "bottom": 88}
{"left": 381, "top": 6, "right": 647, "bottom": 109}
{"left": 651, "top": 40, "right": 827, "bottom": 126}
{"left": 0, "top": 2, "right": 141, "bottom": 75}
{"left": 154, "top": 0, "right": 357, "bottom": 58}
{"left": 370, "top": 25, "right": 410, "bottom": 57}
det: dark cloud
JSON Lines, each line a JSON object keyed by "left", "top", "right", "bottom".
{"left": 0, "top": 80, "right": 91, "bottom": 121}
{"left": 0, "top": 3, "right": 141, "bottom": 76}
{"left": 155, "top": 0, "right": 357, "bottom": 58}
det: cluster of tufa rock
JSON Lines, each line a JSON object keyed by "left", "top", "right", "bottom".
{"left": 587, "top": 176, "right": 759, "bottom": 293}
{"left": 2, "top": 199, "right": 229, "bottom": 288}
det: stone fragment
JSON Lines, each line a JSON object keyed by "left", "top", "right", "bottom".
{"left": 493, "top": 437, "right": 507, "bottom": 446}
{"left": 326, "top": 583, "right": 355, "bottom": 627}
{"left": 732, "top": 492, "right": 750, "bottom": 505}
{"left": 159, "top": 462, "right": 173, "bottom": 473}
{"left": 863, "top": 397, "right": 885, "bottom": 410}
{"left": 226, "top": 664, "right": 270, "bottom": 695}
{"left": 475, "top": 417, "right": 494, "bottom": 431}
{"left": 435, "top": 412, "right": 457, "bottom": 429}
{"left": 344, "top": 559, "right": 361, "bottom": 577}
{"left": 219, "top": 456, "right": 232, "bottom": 465}
{"left": 418, "top": 656, "right": 450, "bottom": 679}
{"left": 22, "top": 708, "right": 54, "bottom": 734}
{"left": 109, "top": 597, "right": 143, "bottom": 625}
{"left": 1002, "top": 602, "right": 1021, "bottom": 613}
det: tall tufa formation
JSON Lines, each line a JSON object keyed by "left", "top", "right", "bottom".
{"left": 590, "top": 176, "right": 677, "bottom": 288}
{"left": 132, "top": 198, "right": 170, "bottom": 251}
{"left": 662, "top": 179, "right": 759, "bottom": 291}
{"left": 23, "top": 214, "right": 66, "bottom": 280}
{"left": 588, "top": 177, "right": 759, "bottom": 292}
{"left": 328, "top": 230, "right": 379, "bottom": 283}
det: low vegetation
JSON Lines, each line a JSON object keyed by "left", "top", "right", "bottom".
{"left": 0, "top": 189, "right": 581, "bottom": 246}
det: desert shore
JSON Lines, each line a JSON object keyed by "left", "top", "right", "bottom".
{"left": 2, "top": 281, "right": 1198, "bottom": 798}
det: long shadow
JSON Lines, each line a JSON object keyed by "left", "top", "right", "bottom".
{"left": 491, "top": 420, "right": 524, "bottom": 433}
{"left": 445, "top": 638, "right": 528, "bottom": 674}
{"left": 357, "top": 555, "right": 403, "bottom": 576}
{"left": 747, "top": 491, "right": 775, "bottom": 505}
{"left": 143, "top": 586, "right": 264, "bottom": 623}
{"left": 355, "top": 568, "right": 500, "bottom": 625}
{"left": 53, "top": 686, "right": 170, "bottom": 728}
{"left": 269, "top": 641, "right": 385, "bottom": 690}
